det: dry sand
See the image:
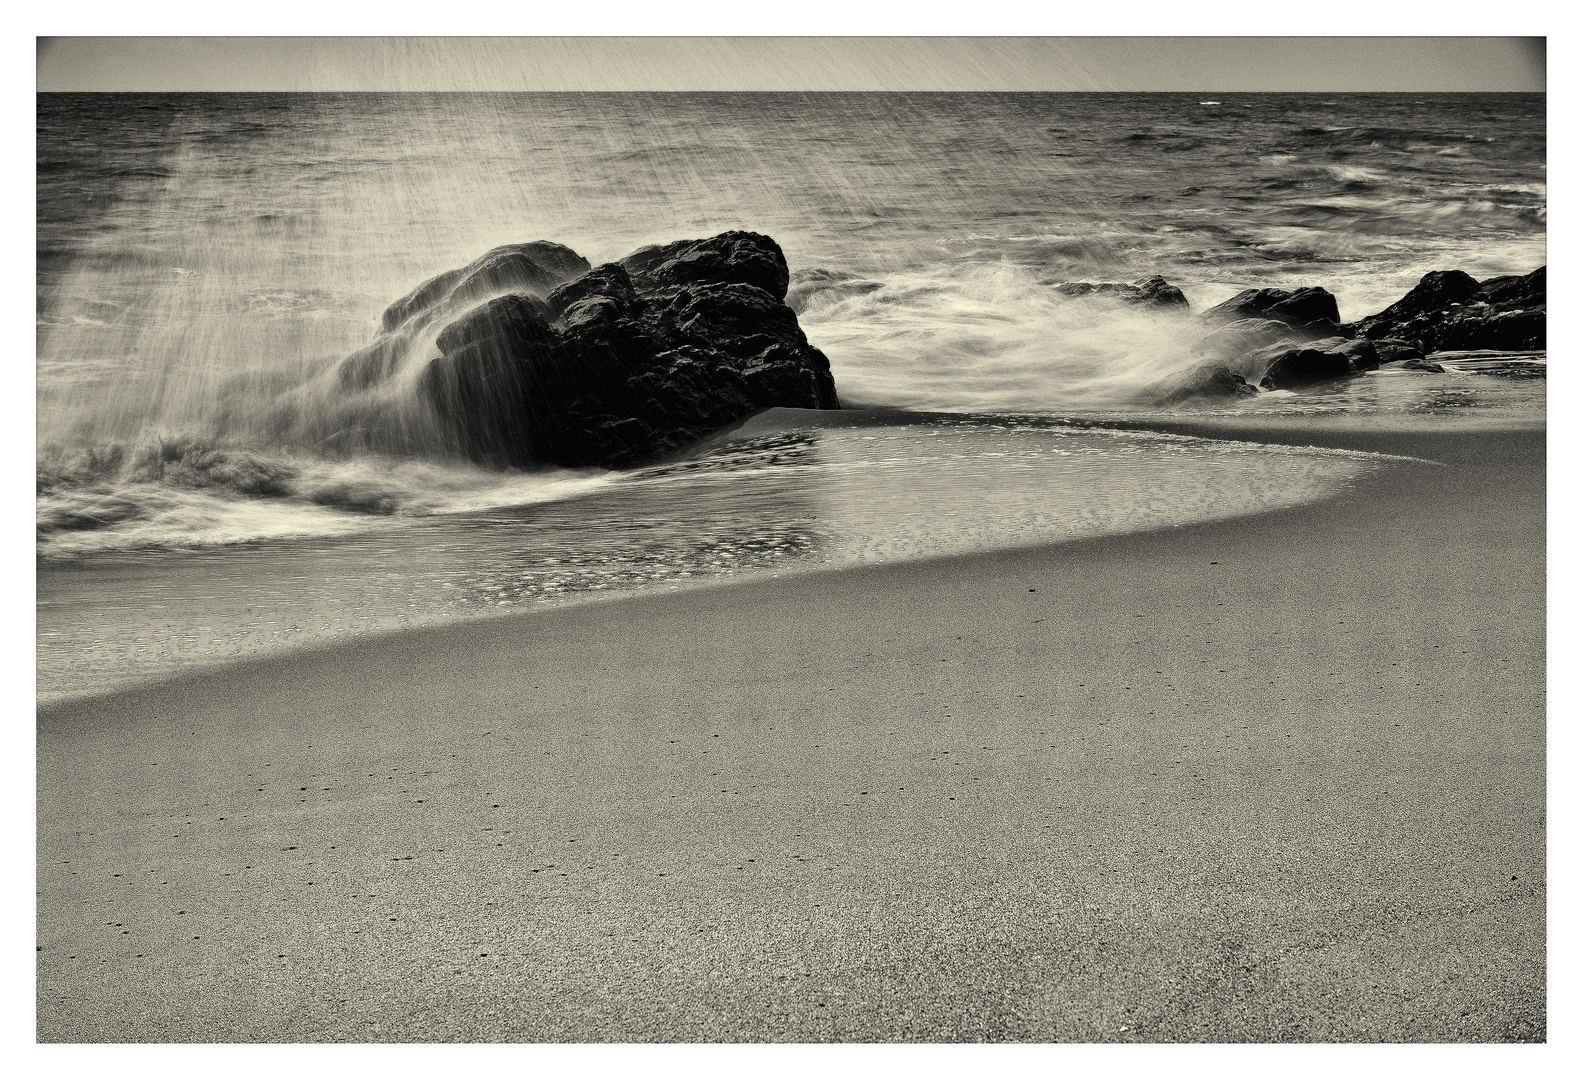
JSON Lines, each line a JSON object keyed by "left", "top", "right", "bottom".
{"left": 36, "top": 417, "right": 1545, "bottom": 1042}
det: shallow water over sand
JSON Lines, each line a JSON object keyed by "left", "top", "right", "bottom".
{"left": 37, "top": 418, "right": 1402, "bottom": 701}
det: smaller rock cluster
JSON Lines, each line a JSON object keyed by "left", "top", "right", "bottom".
{"left": 1101, "top": 265, "right": 1545, "bottom": 403}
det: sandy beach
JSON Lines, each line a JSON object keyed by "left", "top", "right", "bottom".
{"left": 36, "top": 415, "right": 1545, "bottom": 1042}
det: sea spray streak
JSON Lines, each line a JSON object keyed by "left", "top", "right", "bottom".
{"left": 37, "top": 91, "right": 1543, "bottom": 558}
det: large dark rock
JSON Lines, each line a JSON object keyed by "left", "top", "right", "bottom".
{"left": 545, "top": 262, "right": 637, "bottom": 317}
{"left": 1211, "top": 332, "right": 1379, "bottom": 389}
{"left": 1371, "top": 338, "right": 1426, "bottom": 365}
{"left": 1353, "top": 266, "right": 1545, "bottom": 351}
{"left": 380, "top": 242, "right": 588, "bottom": 334}
{"left": 1476, "top": 266, "right": 1546, "bottom": 307}
{"left": 1196, "top": 318, "right": 1297, "bottom": 361}
{"left": 621, "top": 231, "right": 791, "bottom": 303}
{"left": 1149, "top": 361, "right": 1259, "bottom": 406}
{"left": 344, "top": 231, "right": 839, "bottom": 469}
{"left": 1259, "top": 345, "right": 1358, "bottom": 390}
{"left": 434, "top": 294, "right": 554, "bottom": 357}
{"left": 1200, "top": 286, "right": 1340, "bottom": 329}
{"left": 1368, "top": 270, "right": 1480, "bottom": 323}
{"left": 1317, "top": 336, "right": 1380, "bottom": 372}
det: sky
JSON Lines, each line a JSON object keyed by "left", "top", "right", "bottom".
{"left": 36, "top": 36, "right": 1546, "bottom": 93}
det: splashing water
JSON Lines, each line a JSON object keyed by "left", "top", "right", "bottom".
{"left": 37, "top": 90, "right": 1544, "bottom": 561}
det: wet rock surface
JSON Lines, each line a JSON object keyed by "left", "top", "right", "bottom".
{"left": 1199, "top": 286, "right": 1341, "bottom": 332}
{"left": 1348, "top": 267, "right": 1545, "bottom": 352}
{"left": 1053, "top": 275, "right": 1191, "bottom": 310}
{"left": 344, "top": 231, "right": 839, "bottom": 468}
{"left": 1149, "top": 362, "right": 1259, "bottom": 406}
{"left": 1175, "top": 266, "right": 1546, "bottom": 398}
{"left": 1258, "top": 344, "right": 1361, "bottom": 390}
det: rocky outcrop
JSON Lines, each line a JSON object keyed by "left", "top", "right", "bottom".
{"left": 1258, "top": 343, "right": 1360, "bottom": 390}
{"left": 1371, "top": 338, "right": 1426, "bottom": 365}
{"left": 1189, "top": 267, "right": 1543, "bottom": 392}
{"left": 1196, "top": 318, "right": 1298, "bottom": 360}
{"left": 1380, "top": 357, "right": 1446, "bottom": 374}
{"left": 340, "top": 231, "right": 839, "bottom": 468}
{"left": 381, "top": 242, "right": 588, "bottom": 335}
{"left": 1054, "top": 274, "right": 1190, "bottom": 310}
{"left": 1348, "top": 266, "right": 1545, "bottom": 351}
{"left": 1149, "top": 361, "right": 1259, "bottom": 405}
{"left": 621, "top": 231, "right": 792, "bottom": 301}
{"left": 1199, "top": 286, "right": 1341, "bottom": 336}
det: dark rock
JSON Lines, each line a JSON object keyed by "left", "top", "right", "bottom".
{"left": 560, "top": 296, "right": 627, "bottom": 334}
{"left": 1132, "top": 275, "right": 1190, "bottom": 309}
{"left": 379, "top": 267, "right": 468, "bottom": 334}
{"left": 622, "top": 230, "right": 791, "bottom": 303}
{"left": 354, "top": 231, "right": 839, "bottom": 468}
{"left": 381, "top": 242, "right": 587, "bottom": 333}
{"left": 546, "top": 263, "right": 636, "bottom": 317}
{"left": 434, "top": 295, "right": 553, "bottom": 357}
{"left": 1353, "top": 266, "right": 1545, "bottom": 351}
{"left": 1328, "top": 337, "right": 1380, "bottom": 372}
{"left": 1372, "top": 338, "right": 1425, "bottom": 365}
{"left": 449, "top": 248, "right": 584, "bottom": 310}
{"left": 1448, "top": 308, "right": 1545, "bottom": 351}
{"left": 1264, "top": 288, "right": 1341, "bottom": 327}
{"left": 627, "top": 348, "right": 757, "bottom": 432}
{"left": 1370, "top": 270, "right": 1481, "bottom": 322}
{"left": 1151, "top": 361, "right": 1259, "bottom": 406}
{"left": 1053, "top": 275, "right": 1190, "bottom": 310}
{"left": 664, "top": 283, "right": 804, "bottom": 352}
{"left": 337, "top": 337, "right": 407, "bottom": 390}
{"left": 1197, "top": 318, "right": 1296, "bottom": 360}
{"left": 1258, "top": 346, "right": 1356, "bottom": 390}
{"left": 418, "top": 339, "right": 536, "bottom": 464}
{"left": 1288, "top": 317, "right": 1344, "bottom": 341}
{"left": 740, "top": 343, "right": 829, "bottom": 409}
{"left": 1380, "top": 357, "right": 1446, "bottom": 373}
{"left": 1200, "top": 286, "right": 1340, "bottom": 329}
{"left": 1214, "top": 333, "right": 1371, "bottom": 387}
{"left": 1475, "top": 266, "right": 1545, "bottom": 308}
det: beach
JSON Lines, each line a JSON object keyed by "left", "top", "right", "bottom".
{"left": 36, "top": 414, "right": 1545, "bottom": 1042}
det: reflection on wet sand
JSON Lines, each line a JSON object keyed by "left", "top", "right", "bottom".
{"left": 37, "top": 418, "right": 1398, "bottom": 701}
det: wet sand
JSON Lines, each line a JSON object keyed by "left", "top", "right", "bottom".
{"left": 36, "top": 417, "right": 1545, "bottom": 1042}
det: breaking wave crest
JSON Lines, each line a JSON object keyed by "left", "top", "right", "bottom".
{"left": 36, "top": 433, "right": 613, "bottom": 556}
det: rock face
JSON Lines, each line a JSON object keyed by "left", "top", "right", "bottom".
{"left": 1371, "top": 338, "right": 1426, "bottom": 365}
{"left": 1149, "top": 362, "right": 1259, "bottom": 406}
{"left": 1054, "top": 275, "right": 1190, "bottom": 310}
{"left": 1196, "top": 318, "right": 1298, "bottom": 360}
{"left": 1348, "top": 266, "right": 1545, "bottom": 351}
{"left": 1199, "top": 286, "right": 1341, "bottom": 336}
{"left": 1186, "top": 266, "right": 1544, "bottom": 393}
{"left": 1381, "top": 357, "right": 1446, "bottom": 374}
{"left": 1258, "top": 344, "right": 1360, "bottom": 390}
{"left": 620, "top": 232, "right": 792, "bottom": 300}
{"left": 342, "top": 232, "right": 839, "bottom": 468}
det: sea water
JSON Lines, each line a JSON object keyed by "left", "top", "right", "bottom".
{"left": 36, "top": 92, "right": 1545, "bottom": 697}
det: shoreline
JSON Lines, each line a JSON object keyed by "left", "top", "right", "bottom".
{"left": 37, "top": 412, "right": 1545, "bottom": 1041}
{"left": 37, "top": 406, "right": 1509, "bottom": 707}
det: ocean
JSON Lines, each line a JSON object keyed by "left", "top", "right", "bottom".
{"left": 36, "top": 91, "right": 1546, "bottom": 698}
